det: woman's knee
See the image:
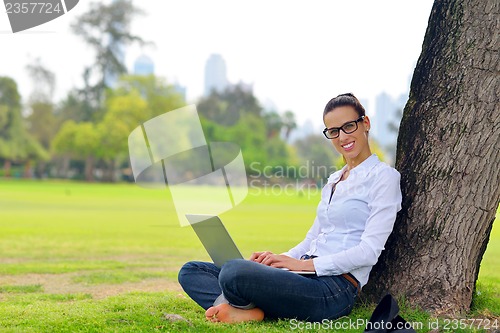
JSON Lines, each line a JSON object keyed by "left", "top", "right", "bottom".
{"left": 178, "top": 261, "right": 220, "bottom": 285}
{"left": 178, "top": 261, "right": 194, "bottom": 285}
{"left": 219, "top": 259, "right": 255, "bottom": 287}
{"left": 178, "top": 261, "right": 205, "bottom": 285}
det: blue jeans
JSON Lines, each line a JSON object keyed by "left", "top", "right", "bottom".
{"left": 178, "top": 259, "right": 358, "bottom": 322}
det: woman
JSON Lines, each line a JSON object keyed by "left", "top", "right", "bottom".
{"left": 178, "top": 93, "right": 402, "bottom": 323}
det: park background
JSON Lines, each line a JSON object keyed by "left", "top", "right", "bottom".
{"left": 0, "top": 0, "right": 498, "bottom": 332}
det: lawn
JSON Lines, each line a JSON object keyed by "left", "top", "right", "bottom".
{"left": 0, "top": 179, "right": 498, "bottom": 332}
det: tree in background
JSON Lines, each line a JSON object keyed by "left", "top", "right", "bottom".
{"left": 70, "top": 0, "right": 146, "bottom": 120}
{"left": 25, "top": 59, "right": 59, "bottom": 177}
{"left": 263, "top": 111, "right": 283, "bottom": 139}
{"left": 25, "top": 58, "right": 55, "bottom": 103}
{"left": 98, "top": 75, "right": 185, "bottom": 181}
{"left": 198, "top": 84, "right": 262, "bottom": 127}
{"left": 52, "top": 121, "right": 100, "bottom": 181}
{"left": 114, "top": 75, "right": 185, "bottom": 119}
{"left": 385, "top": 107, "right": 404, "bottom": 164}
{"left": 0, "top": 77, "right": 47, "bottom": 177}
{"left": 96, "top": 90, "right": 148, "bottom": 182}
{"left": 281, "top": 110, "right": 297, "bottom": 142}
{"left": 198, "top": 84, "right": 294, "bottom": 174}
{"left": 293, "top": 134, "right": 338, "bottom": 181}
{"left": 52, "top": 75, "right": 185, "bottom": 181}
{"left": 364, "top": 0, "right": 499, "bottom": 314}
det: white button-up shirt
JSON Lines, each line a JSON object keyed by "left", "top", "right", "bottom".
{"left": 284, "top": 154, "right": 402, "bottom": 287}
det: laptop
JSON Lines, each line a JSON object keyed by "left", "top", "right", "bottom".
{"left": 186, "top": 214, "right": 315, "bottom": 274}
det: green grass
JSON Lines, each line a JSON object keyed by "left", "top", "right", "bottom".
{"left": 72, "top": 270, "right": 171, "bottom": 285}
{"left": 0, "top": 179, "right": 498, "bottom": 332}
{"left": 0, "top": 284, "right": 43, "bottom": 293}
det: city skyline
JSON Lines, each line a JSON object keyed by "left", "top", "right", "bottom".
{"left": 0, "top": 0, "right": 435, "bottom": 128}
{"left": 125, "top": 49, "right": 410, "bottom": 145}
{"left": 204, "top": 53, "right": 228, "bottom": 96}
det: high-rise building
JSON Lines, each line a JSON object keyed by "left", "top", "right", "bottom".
{"left": 374, "top": 92, "right": 395, "bottom": 147}
{"left": 204, "top": 54, "right": 228, "bottom": 96}
{"left": 359, "top": 98, "right": 369, "bottom": 115}
{"left": 373, "top": 92, "right": 408, "bottom": 164}
{"left": 133, "top": 54, "right": 155, "bottom": 76}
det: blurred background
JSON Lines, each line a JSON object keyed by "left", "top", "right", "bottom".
{"left": 0, "top": 0, "right": 434, "bottom": 183}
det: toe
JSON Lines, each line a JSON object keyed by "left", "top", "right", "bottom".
{"left": 205, "top": 306, "right": 219, "bottom": 322}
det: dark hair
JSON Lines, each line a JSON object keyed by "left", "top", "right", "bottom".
{"left": 323, "top": 93, "right": 366, "bottom": 118}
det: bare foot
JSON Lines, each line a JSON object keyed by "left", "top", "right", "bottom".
{"left": 205, "top": 303, "right": 264, "bottom": 323}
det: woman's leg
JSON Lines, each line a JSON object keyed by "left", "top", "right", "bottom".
{"left": 216, "top": 259, "right": 357, "bottom": 322}
{"left": 177, "top": 261, "right": 222, "bottom": 310}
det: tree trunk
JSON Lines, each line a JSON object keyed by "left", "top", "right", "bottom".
{"left": 84, "top": 155, "right": 94, "bottom": 181}
{"left": 3, "top": 160, "right": 11, "bottom": 177}
{"left": 363, "top": 0, "right": 500, "bottom": 315}
{"left": 59, "top": 156, "right": 70, "bottom": 178}
{"left": 35, "top": 161, "right": 46, "bottom": 178}
{"left": 23, "top": 160, "right": 32, "bottom": 178}
{"left": 103, "top": 159, "right": 116, "bottom": 182}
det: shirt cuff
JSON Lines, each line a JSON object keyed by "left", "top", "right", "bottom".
{"left": 313, "top": 256, "right": 342, "bottom": 276}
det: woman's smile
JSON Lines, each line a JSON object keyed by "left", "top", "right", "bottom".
{"left": 341, "top": 141, "right": 355, "bottom": 151}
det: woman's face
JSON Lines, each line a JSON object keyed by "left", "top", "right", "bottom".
{"left": 323, "top": 106, "right": 371, "bottom": 162}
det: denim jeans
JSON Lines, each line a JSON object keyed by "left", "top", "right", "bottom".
{"left": 178, "top": 259, "right": 358, "bottom": 322}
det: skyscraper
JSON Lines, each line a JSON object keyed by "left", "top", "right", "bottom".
{"left": 204, "top": 54, "right": 228, "bottom": 96}
{"left": 133, "top": 54, "right": 155, "bottom": 76}
{"left": 374, "top": 92, "right": 396, "bottom": 147}
{"left": 373, "top": 91, "right": 408, "bottom": 164}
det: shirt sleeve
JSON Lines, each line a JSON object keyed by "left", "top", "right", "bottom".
{"left": 282, "top": 216, "right": 320, "bottom": 259}
{"left": 313, "top": 168, "right": 402, "bottom": 276}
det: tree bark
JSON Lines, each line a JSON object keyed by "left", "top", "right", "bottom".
{"left": 23, "top": 160, "right": 32, "bottom": 178}
{"left": 3, "top": 160, "right": 11, "bottom": 177}
{"left": 84, "top": 155, "right": 94, "bottom": 181}
{"left": 103, "top": 159, "right": 116, "bottom": 182}
{"left": 363, "top": 0, "right": 500, "bottom": 315}
{"left": 58, "top": 156, "right": 70, "bottom": 178}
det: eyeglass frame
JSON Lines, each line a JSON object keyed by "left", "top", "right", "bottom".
{"left": 322, "top": 116, "right": 365, "bottom": 139}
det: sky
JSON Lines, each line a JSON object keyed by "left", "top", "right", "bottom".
{"left": 0, "top": 0, "right": 435, "bottom": 128}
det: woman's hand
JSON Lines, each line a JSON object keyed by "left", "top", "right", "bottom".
{"left": 249, "top": 251, "right": 274, "bottom": 263}
{"left": 249, "top": 252, "right": 315, "bottom": 272}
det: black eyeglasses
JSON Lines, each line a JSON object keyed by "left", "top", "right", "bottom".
{"left": 322, "top": 116, "right": 365, "bottom": 139}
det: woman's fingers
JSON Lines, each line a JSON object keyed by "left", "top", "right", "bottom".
{"left": 251, "top": 252, "right": 299, "bottom": 268}
{"left": 250, "top": 251, "right": 274, "bottom": 263}
{"left": 262, "top": 254, "right": 285, "bottom": 266}
{"left": 258, "top": 252, "right": 274, "bottom": 264}
{"left": 252, "top": 254, "right": 312, "bottom": 271}
{"left": 249, "top": 252, "right": 262, "bottom": 261}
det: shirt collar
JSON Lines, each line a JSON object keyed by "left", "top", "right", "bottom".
{"left": 327, "top": 154, "right": 380, "bottom": 184}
